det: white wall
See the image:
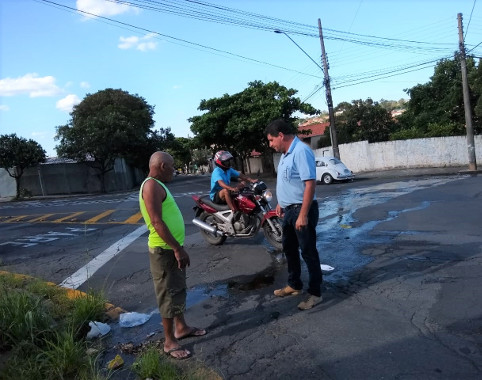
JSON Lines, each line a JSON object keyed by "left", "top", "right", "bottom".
{"left": 0, "top": 169, "right": 16, "bottom": 198}
{"left": 314, "top": 135, "right": 482, "bottom": 173}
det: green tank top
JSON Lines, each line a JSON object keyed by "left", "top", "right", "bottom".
{"left": 139, "top": 177, "right": 185, "bottom": 249}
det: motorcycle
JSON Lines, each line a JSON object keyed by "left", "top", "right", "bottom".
{"left": 192, "top": 181, "right": 283, "bottom": 250}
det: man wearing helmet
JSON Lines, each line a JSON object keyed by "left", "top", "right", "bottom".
{"left": 210, "top": 150, "right": 257, "bottom": 215}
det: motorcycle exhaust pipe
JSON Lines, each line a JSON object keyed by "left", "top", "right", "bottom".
{"left": 192, "top": 218, "right": 224, "bottom": 237}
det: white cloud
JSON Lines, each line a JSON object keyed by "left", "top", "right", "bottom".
{"left": 0, "top": 104, "right": 9, "bottom": 111}
{"left": 118, "top": 33, "right": 157, "bottom": 51}
{"left": 173, "top": 85, "right": 182, "bottom": 89}
{"left": 0, "top": 73, "right": 62, "bottom": 97}
{"left": 31, "top": 131, "right": 49, "bottom": 138}
{"left": 56, "top": 94, "right": 81, "bottom": 112}
{"left": 80, "top": 81, "right": 90, "bottom": 89}
{"left": 76, "top": 0, "right": 135, "bottom": 18}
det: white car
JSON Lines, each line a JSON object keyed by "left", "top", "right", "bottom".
{"left": 315, "top": 156, "right": 354, "bottom": 184}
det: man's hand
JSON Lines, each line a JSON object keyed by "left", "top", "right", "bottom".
{"left": 295, "top": 214, "right": 308, "bottom": 230}
{"left": 275, "top": 204, "right": 284, "bottom": 218}
{"left": 236, "top": 181, "right": 247, "bottom": 189}
{"left": 173, "top": 247, "right": 191, "bottom": 269}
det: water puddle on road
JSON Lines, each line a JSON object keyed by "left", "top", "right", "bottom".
{"left": 314, "top": 176, "right": 462, "bottom": 284}
{"left": 187, "top": 283, "right": 228, "bottom": 307}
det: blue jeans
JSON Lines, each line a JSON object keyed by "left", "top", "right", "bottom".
{"left": 282, "top": 200, "right": 322, "bottom": 297}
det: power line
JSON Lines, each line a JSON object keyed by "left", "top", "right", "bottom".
{"left": 37, "top": 0, "right": 473, "bottom": 96}
{"left": 37, "top": 0, "right": 321, "bottom": 80}
{"left": 464, "top": 0, "right": 478, "bottom": 39}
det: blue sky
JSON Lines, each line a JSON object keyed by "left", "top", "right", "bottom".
{"left": 1, "top": 0, "right": 481, "bottom": 157}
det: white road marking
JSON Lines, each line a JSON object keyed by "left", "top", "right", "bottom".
{"left": 59, "top": 225, "right": 147, "bottom": 289}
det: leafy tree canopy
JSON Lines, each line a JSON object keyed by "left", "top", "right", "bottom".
{"left": 166, "top": 137, "right": 192, "bottom": 170}
{"left": 321, "top": 98, "right": 396, "bottom": 145}
{"left": 397, "top": 54, "right": 481, "bottom": 138}
{"left": 0, "top": 133, "right": 46, "bottom": 198}
{"left": 188, "top": 80, "right": 319, "bottom": 162}
{"left": 55, "top": 88, "right": 156, "bottom": 191}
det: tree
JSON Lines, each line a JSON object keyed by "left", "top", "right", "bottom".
{"left": 167, "top": 137, "right": 192, "bottom": 171}
{"left": 132, "top": 127, "right": 176, "bottom": 174}
{"left": 396, "top": 54, "right": 481, "bottom": 139}
{"left": 55, "top": 88, "right": 155, "bottom": 192}
{"left": 0, "top": 134, "right": 46, "bottom": 198}
{"left": 189, "top": 81, "right": 319, "bottom": 172}
{"left": 319, "top": 98, "right": 396, "bottom": 146}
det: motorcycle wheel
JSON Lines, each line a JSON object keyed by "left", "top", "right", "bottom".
{"left": 263, "top": 216, "right": 283, "bottom": 251}
{"left": 199, "top": 211, "right": 227, "bottom": 246}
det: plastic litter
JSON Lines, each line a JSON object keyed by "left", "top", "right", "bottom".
{"left": 119, "top": 311, "right": 152, "bottom": 327}
{"left": 320, "top": 264, "right": 335, "bottom": 271}
{"left": 107, "top": 354, "right": 124, "bottom": 370}
{"left": 86, "top": 321, "right": 111, "bottom": 339}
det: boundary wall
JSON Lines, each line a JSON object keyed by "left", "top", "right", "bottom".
{"left": 0, "top": 158, "right": 144, "bottom": 198}
{"left": 271, "top": 135, "right": 481, "bottom": 173}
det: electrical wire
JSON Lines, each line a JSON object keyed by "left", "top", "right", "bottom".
{"left": 37, "top": 0, "right": 480, "bottom": 96}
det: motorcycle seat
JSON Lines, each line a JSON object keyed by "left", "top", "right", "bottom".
{"left": 200, "top": 195, "right": 231, "bottom": 211}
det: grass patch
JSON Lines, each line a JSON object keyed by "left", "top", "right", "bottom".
{"left": 0, "top": 272, "right": 109, "bottom": 379}
{"left": 0, "top": 272, "right": 220, "bottom": 380}
{"left": 131, "top": 343, "right": 222, "bottom": 380}
{"left": 132, "top": 346, "right": 180, "bottom": 379}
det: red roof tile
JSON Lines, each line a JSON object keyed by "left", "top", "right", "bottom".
{"left": 298, "top": 122, "right": 330, "bottom": 138}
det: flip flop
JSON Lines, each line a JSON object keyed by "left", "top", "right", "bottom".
{"left": 176, "top": 327, "right": 207, "bottom": 340}
{"left": 164, "top": 347, "right": 191, "bottom": 360}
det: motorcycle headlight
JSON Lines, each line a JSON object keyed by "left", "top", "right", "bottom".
{"left": 263, "top": 190, "right": 273, "bottom": 202}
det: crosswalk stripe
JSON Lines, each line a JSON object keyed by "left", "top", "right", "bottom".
{"left": 85, "top": 210, "right": 115, "bottom": 224}
{"left": 28, "top": 214, "right": 55, "bottom": 222}
{"left": 52, "top": 211, "right": 86, "bottom": 223}
{"left": 122, "top": 212, "right": 143, "bottom": 224}
{"left": 7, "top": 215, "right": 28, "bottom": 222}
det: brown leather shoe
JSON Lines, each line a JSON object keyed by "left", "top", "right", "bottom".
{"left": 273, "top": 285, "right": 301, "bottom": 297}
{"left": 297, "top": 295, "right": 322, "bottom": 310}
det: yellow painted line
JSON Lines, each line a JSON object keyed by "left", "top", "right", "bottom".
{"left": 122, "top": 212, "right": 143, "bottom": 224}
{"left": 52, "top": 211, "right": 86, "bottom": 223}
{"left": 85, "top": 210, "right": 115, "bottom": 224}
{"left": 28, "top": 213, "right": 55, "bottom": 222}
{"left": 6, "top": 215, "right": 28, "bottom": 222}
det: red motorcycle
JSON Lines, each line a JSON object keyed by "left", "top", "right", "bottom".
{"left": 192, "top": 181, "right": 283, "bottom": 250}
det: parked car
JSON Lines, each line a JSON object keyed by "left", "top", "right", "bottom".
{"left": 315, "top": 156, "right": 354, "bottom": 184}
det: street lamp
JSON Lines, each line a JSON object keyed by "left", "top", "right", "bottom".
{"left": 274, "top": 28, "right": 340, "bottom": 159}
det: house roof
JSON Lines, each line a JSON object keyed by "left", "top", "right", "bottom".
{"left": 298, "top": 121, "right": 330, "bottom": 138}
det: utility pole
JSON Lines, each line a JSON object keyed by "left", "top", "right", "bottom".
{"left": 457, "top": 13, "right": 477, "bottom": 171}
{"left": 318, "top": 18, "right": 339, "bottom": 159}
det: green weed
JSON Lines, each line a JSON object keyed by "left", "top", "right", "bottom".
{"left": 132, "top": 346, "right": 180, "bottom": 379}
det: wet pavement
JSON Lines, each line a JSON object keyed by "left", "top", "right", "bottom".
{"left": 98, "top": 167, "right": 482, "bottom": 379}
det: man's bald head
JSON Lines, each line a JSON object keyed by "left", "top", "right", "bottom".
{"left": 149, "top": 151, "right": 173, "bottom": 169}
{"left": 148, "top": 151, "right": 174, "bottom": 181}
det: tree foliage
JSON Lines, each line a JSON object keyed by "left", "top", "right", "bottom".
{"left": 318, "top": 98, "right": 396, "bottom": 147}
{"left": 166, "top": 137, "right": 192, "bottom": 171}
{"left": 55, "top": 88, "right": 156, "bottom": 191}
{"left": 188, "top": 80, "right": 319, "bottom": 168}
{"left": 0, "top": 133, "right": 46, "bottom": 198}
{"left": 396, "top": 54, "right": 481, "bottom": 138}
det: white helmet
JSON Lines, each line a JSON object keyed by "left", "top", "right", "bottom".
{"left": 214, "top": 150, "right": 233, "bottom": 170}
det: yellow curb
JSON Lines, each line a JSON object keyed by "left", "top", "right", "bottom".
{"left": 0, "top": 270, "right": 126, "bottom": 320}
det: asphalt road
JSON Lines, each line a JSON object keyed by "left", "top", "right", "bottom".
{"left": 2, "top": 170, "right": 481, "bottom": 379}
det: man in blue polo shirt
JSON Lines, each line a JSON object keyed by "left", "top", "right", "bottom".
{"left": 265, "top": 119, "right": 323, "bottom": 310}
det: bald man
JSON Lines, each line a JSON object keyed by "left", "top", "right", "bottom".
{"left": 139, "top": 151, "right": 206, "bottom": 359}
